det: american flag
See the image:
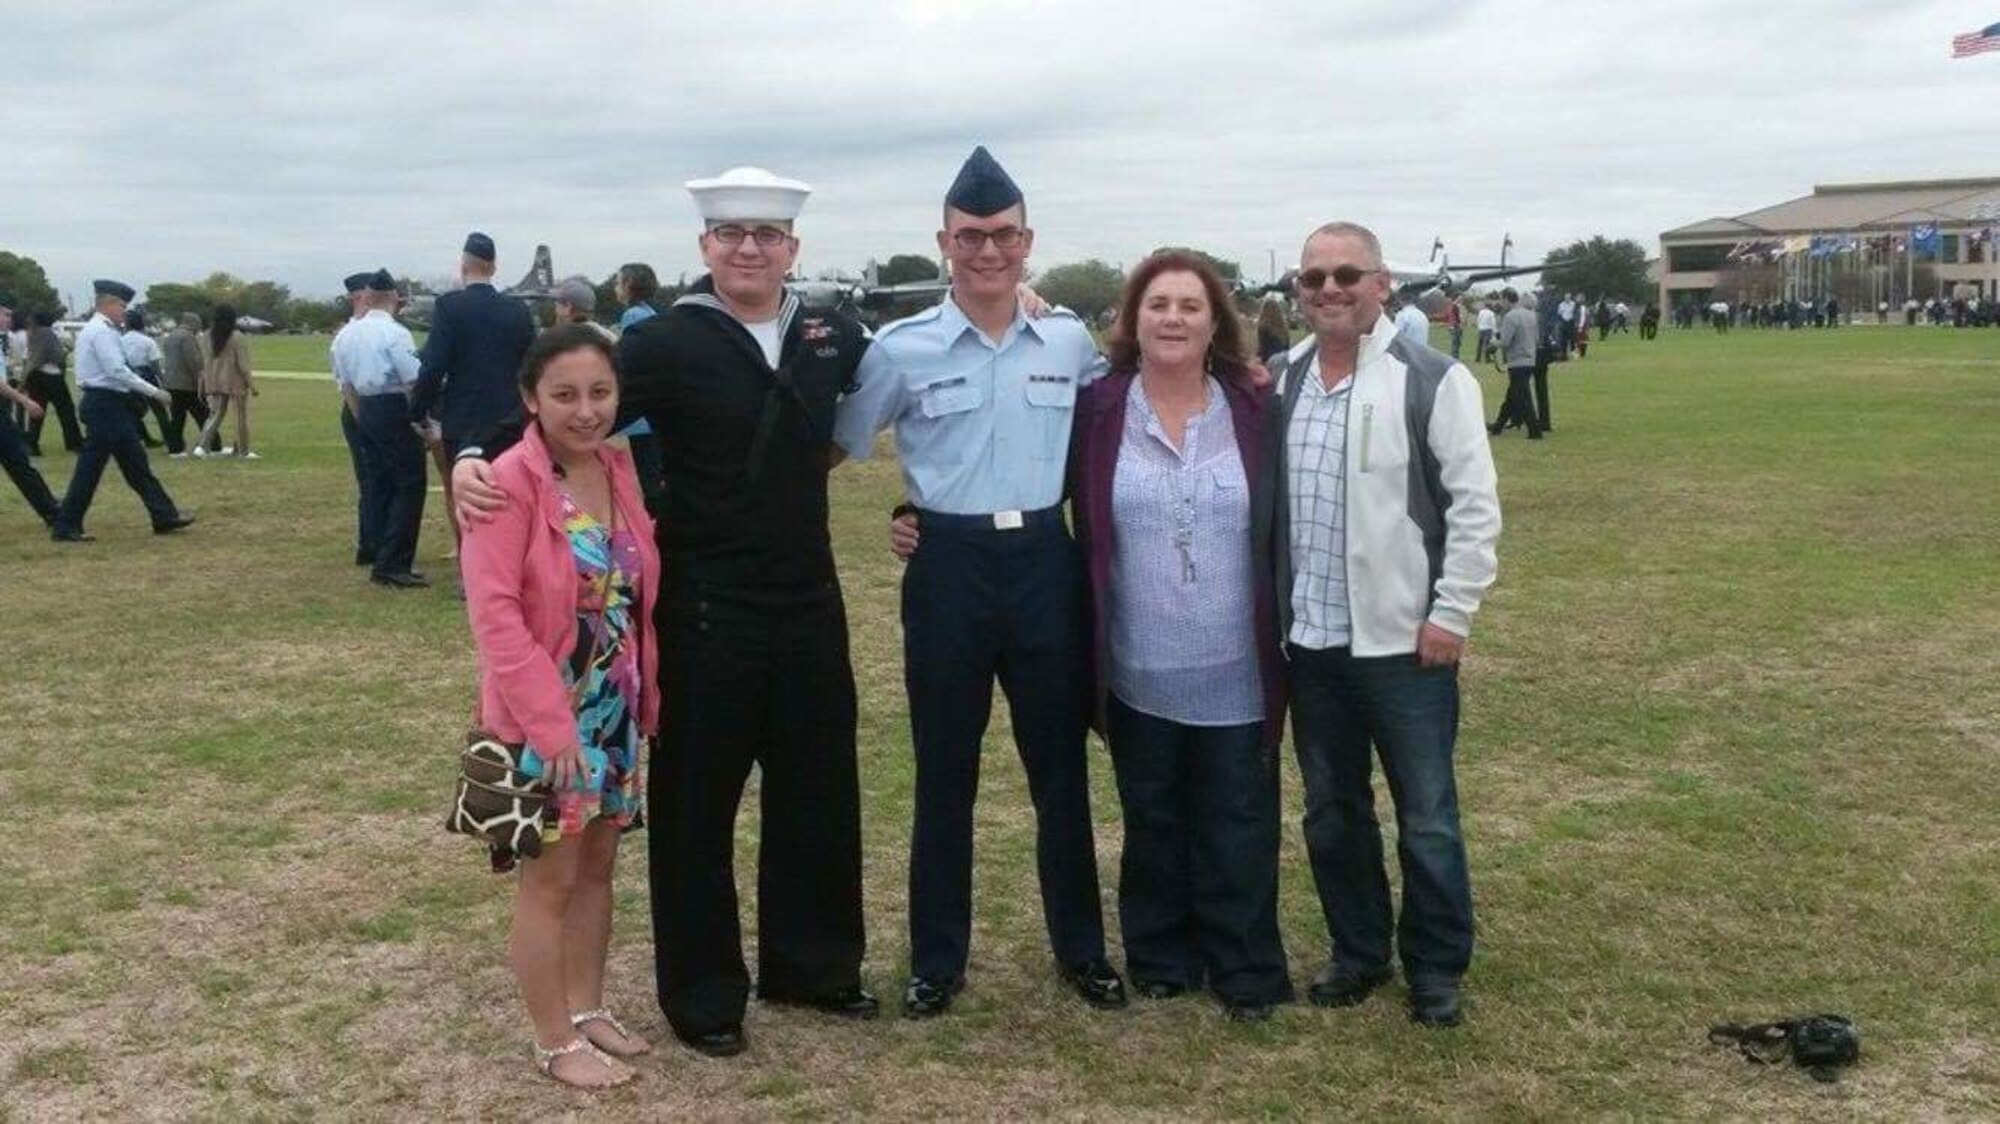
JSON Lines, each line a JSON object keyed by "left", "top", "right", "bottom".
{"left": 1953, "top": 22, "right": 2000, "bottom": 57}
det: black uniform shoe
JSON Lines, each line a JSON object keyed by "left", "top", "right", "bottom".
{"left": 902, "top": 976, "right": 962, "bottom": 1019}
{"left": 1308, "top": 964, "right": 1393, "bottom": 1008}
{"left": 1059, "top": 958, "right": 1129, "bottom": 1010}
{"left": 763, "top": 984, "right": 879, "bottom": 1020}
{"left": 679, "top": 1026, "right": 747, "bottom": 1057}
{"left": 153, "top": 515, "right": 197, "bottom": 535}
{"left": 1487, "top": 422, "right": 1505, "bottom": 436}
{"left": 1223, "top": 999, "right": 1276, "bottom": 1023}
{"left": 51, "top": 529, "right": 95, "bottom": 543}
{"left": 354, "top": 550, "right": 376, "bottom": 567}
{"left": 1134, "top": 980, "right": 1188, "bottom": 1001}
{"left": 1408, "top": 982, "right": 1463, "bottom": 1028}
{"left": 370, "top": 571, "right": 431, "bottom": 589}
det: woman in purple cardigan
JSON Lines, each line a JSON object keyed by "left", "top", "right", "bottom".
{"left": 1069, "top": 251, "right": 1292, "bottom": 1020}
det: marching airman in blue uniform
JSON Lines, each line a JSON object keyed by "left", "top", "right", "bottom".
{"left": 834, "top": 146, "right": 1125, "bottom": 1019}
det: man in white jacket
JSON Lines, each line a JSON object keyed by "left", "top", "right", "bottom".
{"left": 1256, "top": 221, "right": 1500, "bottom": 1028}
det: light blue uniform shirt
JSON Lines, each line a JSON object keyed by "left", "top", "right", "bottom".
{"left": 330, "top": 309, "right": 422, "bottom": 396}
{"left": 75, "top": 314, "right": 155, "bottom": 395}
{"left": 834, "top": 296, "right": 1105, "bottom": 515}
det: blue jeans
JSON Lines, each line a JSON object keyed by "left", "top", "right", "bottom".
{"left": 1106, "top": 697, "right": 1292, "bottom": 1005}
{"left": 1288, "top": 645, "right": 1472, "bottom": 983}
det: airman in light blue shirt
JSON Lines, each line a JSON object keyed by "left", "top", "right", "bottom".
{"left": 331, "top": 307, "right": 422, "bottom": 397}
{"left": 834, "top": 294, "right": 1104, "bottom": 515}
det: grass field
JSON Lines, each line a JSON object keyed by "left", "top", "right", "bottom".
{"left": 3, "top": 324, "right": 1997, "bottom": 1120}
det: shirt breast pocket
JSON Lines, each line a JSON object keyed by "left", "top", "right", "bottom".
{"left": 1209, "top": 465, "right": 1251, "bottom": 534}
{"left": 1022, "top": 374, "right": 1075, "bottom": 460}
{"left": 1355, "top": 400, "right": 1407, "bottom": 475}
{"left": 916, "top": 374, "right": 984, "bottom": 464}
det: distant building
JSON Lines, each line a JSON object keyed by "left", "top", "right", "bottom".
{"left": 1659, "top": 177, "right": 2000, "bottom": 311}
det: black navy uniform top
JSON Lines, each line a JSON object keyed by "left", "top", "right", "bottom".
{"left": 620, "top": 276, "right": 867, "bottom": 594}
{"left": 468, "top": 274, "right": 869, "bottom": 597}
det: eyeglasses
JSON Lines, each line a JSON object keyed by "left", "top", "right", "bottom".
{"left": 1295, "top": 265, "right": 1383, "bottom": 292}
{"left": 708, "top": 224, "right": 791, "bottom": 247}
{"left": 948, "top": 226, "right": 1027, "bottom": 252}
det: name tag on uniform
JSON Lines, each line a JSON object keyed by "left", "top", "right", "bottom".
{"left": 993, "top": 510, "right": 1025, "bottom": 531}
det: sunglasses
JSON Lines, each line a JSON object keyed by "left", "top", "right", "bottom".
{"left": 1295, "top": 265, "right": 1383, "bottom": 291}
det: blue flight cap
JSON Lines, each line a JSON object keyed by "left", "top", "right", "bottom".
{"left": 368, "top": 269, "right": 397, "bottom": 293}
{"left": 343, "top": 272, "right": 372, "bottom": 293}
{"left": 93, "top": 279, "right": 136, "bottom": 302}
{"left": 462, "top": 232, "right": 496, "bottom": 262}
{"left": 945, "top": 146, "right": 1023, "bottom": 217}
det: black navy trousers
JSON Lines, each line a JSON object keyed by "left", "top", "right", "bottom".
{"left": 339, "top": 403, "right": 383, "bottom": 564}
{"left": 649, "top": 579, "right": 866, "bottom": 1039}
{"left": 0, "top": 408, "right": 58, "bottom": 524}
{"left": 353, "top": 394, "right": 425, "bottom": 577}
{"left": 903, "top": 507, "right": 1107, "bottom": 982}
{"left": 53, "top": 389, "right": 181, "bottom": 535}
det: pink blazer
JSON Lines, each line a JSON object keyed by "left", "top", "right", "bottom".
{"left": 462, "top": 425, "right": 661, "bottom": 753}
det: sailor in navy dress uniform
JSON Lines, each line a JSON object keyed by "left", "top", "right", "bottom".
{"left": 833, "top": 147, "right": 1126, "bottom": 1018}
{"left": 450, "top": 167, "right": 878, "bottom": 1057}
{"left": 331, "top": 271, "right": 382, "bottom": 567}
{"left": 50, "top": 280, "right": 192, "bottom": 542}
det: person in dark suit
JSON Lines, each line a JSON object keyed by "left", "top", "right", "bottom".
{"left": 409, "top": 232, "right": 538, "bottom": 459}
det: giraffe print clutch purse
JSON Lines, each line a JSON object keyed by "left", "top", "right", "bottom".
{"left": 446, "top": 732, "right": 553, "bottom": 869}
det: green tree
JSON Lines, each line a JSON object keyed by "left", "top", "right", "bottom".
{"left": 144, "top": 282, "right": 216, "bottom": 324}
{"left": 1539, "top": 236, "right": 1651, "bottom": 302}
{"left": 874, "top": 254, "right": 942, "bottom": 286}
{"left": 1033, "top": 259, "right": 1125, "bottom": 321}
{"left": 0, "top": 251, "right": 62, "bottom": 315}
{"left": 283, "top": 296, "right": 348, "bottom": 334}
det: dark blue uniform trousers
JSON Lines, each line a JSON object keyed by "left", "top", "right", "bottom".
{"left": 1288, "top": 646, "right": 1473, "bottom": 985}
{"left": 53, "top": 389, "right": 181, "bottom": 535}
{"left": 339, "top": 402, "right": 383, "bottom": 564}
{"left": 353, "top": 394, "right": 426, "bottom": 577}
{"left": 1105, "top": 697, "right": 1293, "bottom": 1005}
{"left": 0, "top": 408, "right": 59, "bottom": 525}
{"left": 903, "top": 508, "right": 1107, "bottom": 981}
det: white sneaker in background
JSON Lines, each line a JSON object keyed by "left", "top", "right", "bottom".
{"left": 239, "top": 451, "right": 261, "bottom": 460}
{"left": 189, "top": 446, "right": 207, "bottom": 459}
{"left": 219, "top": 446, "right": 234, "bottom": 456}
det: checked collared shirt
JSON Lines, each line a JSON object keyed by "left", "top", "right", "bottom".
{"left": 1286, "top": 353, "right": 1353, "bottom": 649}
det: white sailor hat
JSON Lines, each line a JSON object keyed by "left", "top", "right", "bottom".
{"left": 685, "top": 166, "right": 812, "bottom": 223}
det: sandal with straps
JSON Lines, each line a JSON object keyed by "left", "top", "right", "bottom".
{"left": 535, "top": 1037, "right": 633, "bottom": 1089}
{"left": 572, "top": 1008, "right": 653, "bottom": 1057}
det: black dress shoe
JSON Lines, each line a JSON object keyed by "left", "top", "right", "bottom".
{"left": 1059, "top": 958, "right": 1129, "bottom": 1010}
{"left": 902, "top": 975, "right": 962, "bottom": 1019}
{"left": 1308, "top": 964, "right": 1393, "bottom": 1008}
{"left": 1486, "top": 422, "right": 1505, "bottom": 436}
{"left": 354, "top": 550, "right": 376, "bottom": 567}
{"left": 153, "top": 515, "right": 196, "bottom": 534}
{"left": 1134, "top": 980, "right": 1187, "bottom": 1001}
{"left": 370, "top": 571, "right": 431, "bottom": 589}
{"left": 679, "top": 1026, "right": 747, "bottom": 1057}
{"left": 763, "top": 984, "right": 879, "bottom": 1020}
{"left": 1408, "top": 982, "right": 1463, "bottom": 1028}
{"left": 1224, "top": 999, "right": 1276, "bottom": 1023}
{"left": 50, "top": 528, "right": 95, "bottom": 543}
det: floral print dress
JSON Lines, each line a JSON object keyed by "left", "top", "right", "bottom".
{"left": 520, "top": 488, "right": 646, "bottom": 844}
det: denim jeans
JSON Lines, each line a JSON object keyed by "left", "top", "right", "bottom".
{"left": 1288, "top": 645, "right": 1472, "bottom": 983}
{"left": 1105, "top": 696, "right": 1292, "bottom": 1005}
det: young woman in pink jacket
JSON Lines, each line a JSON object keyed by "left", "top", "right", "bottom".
{"left": 461, "top": 324, "right": 661, "bottom": 1089}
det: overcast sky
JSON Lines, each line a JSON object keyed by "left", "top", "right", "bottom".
{"left": 5, "top": 0, "right": 1993, "bottom": 306}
